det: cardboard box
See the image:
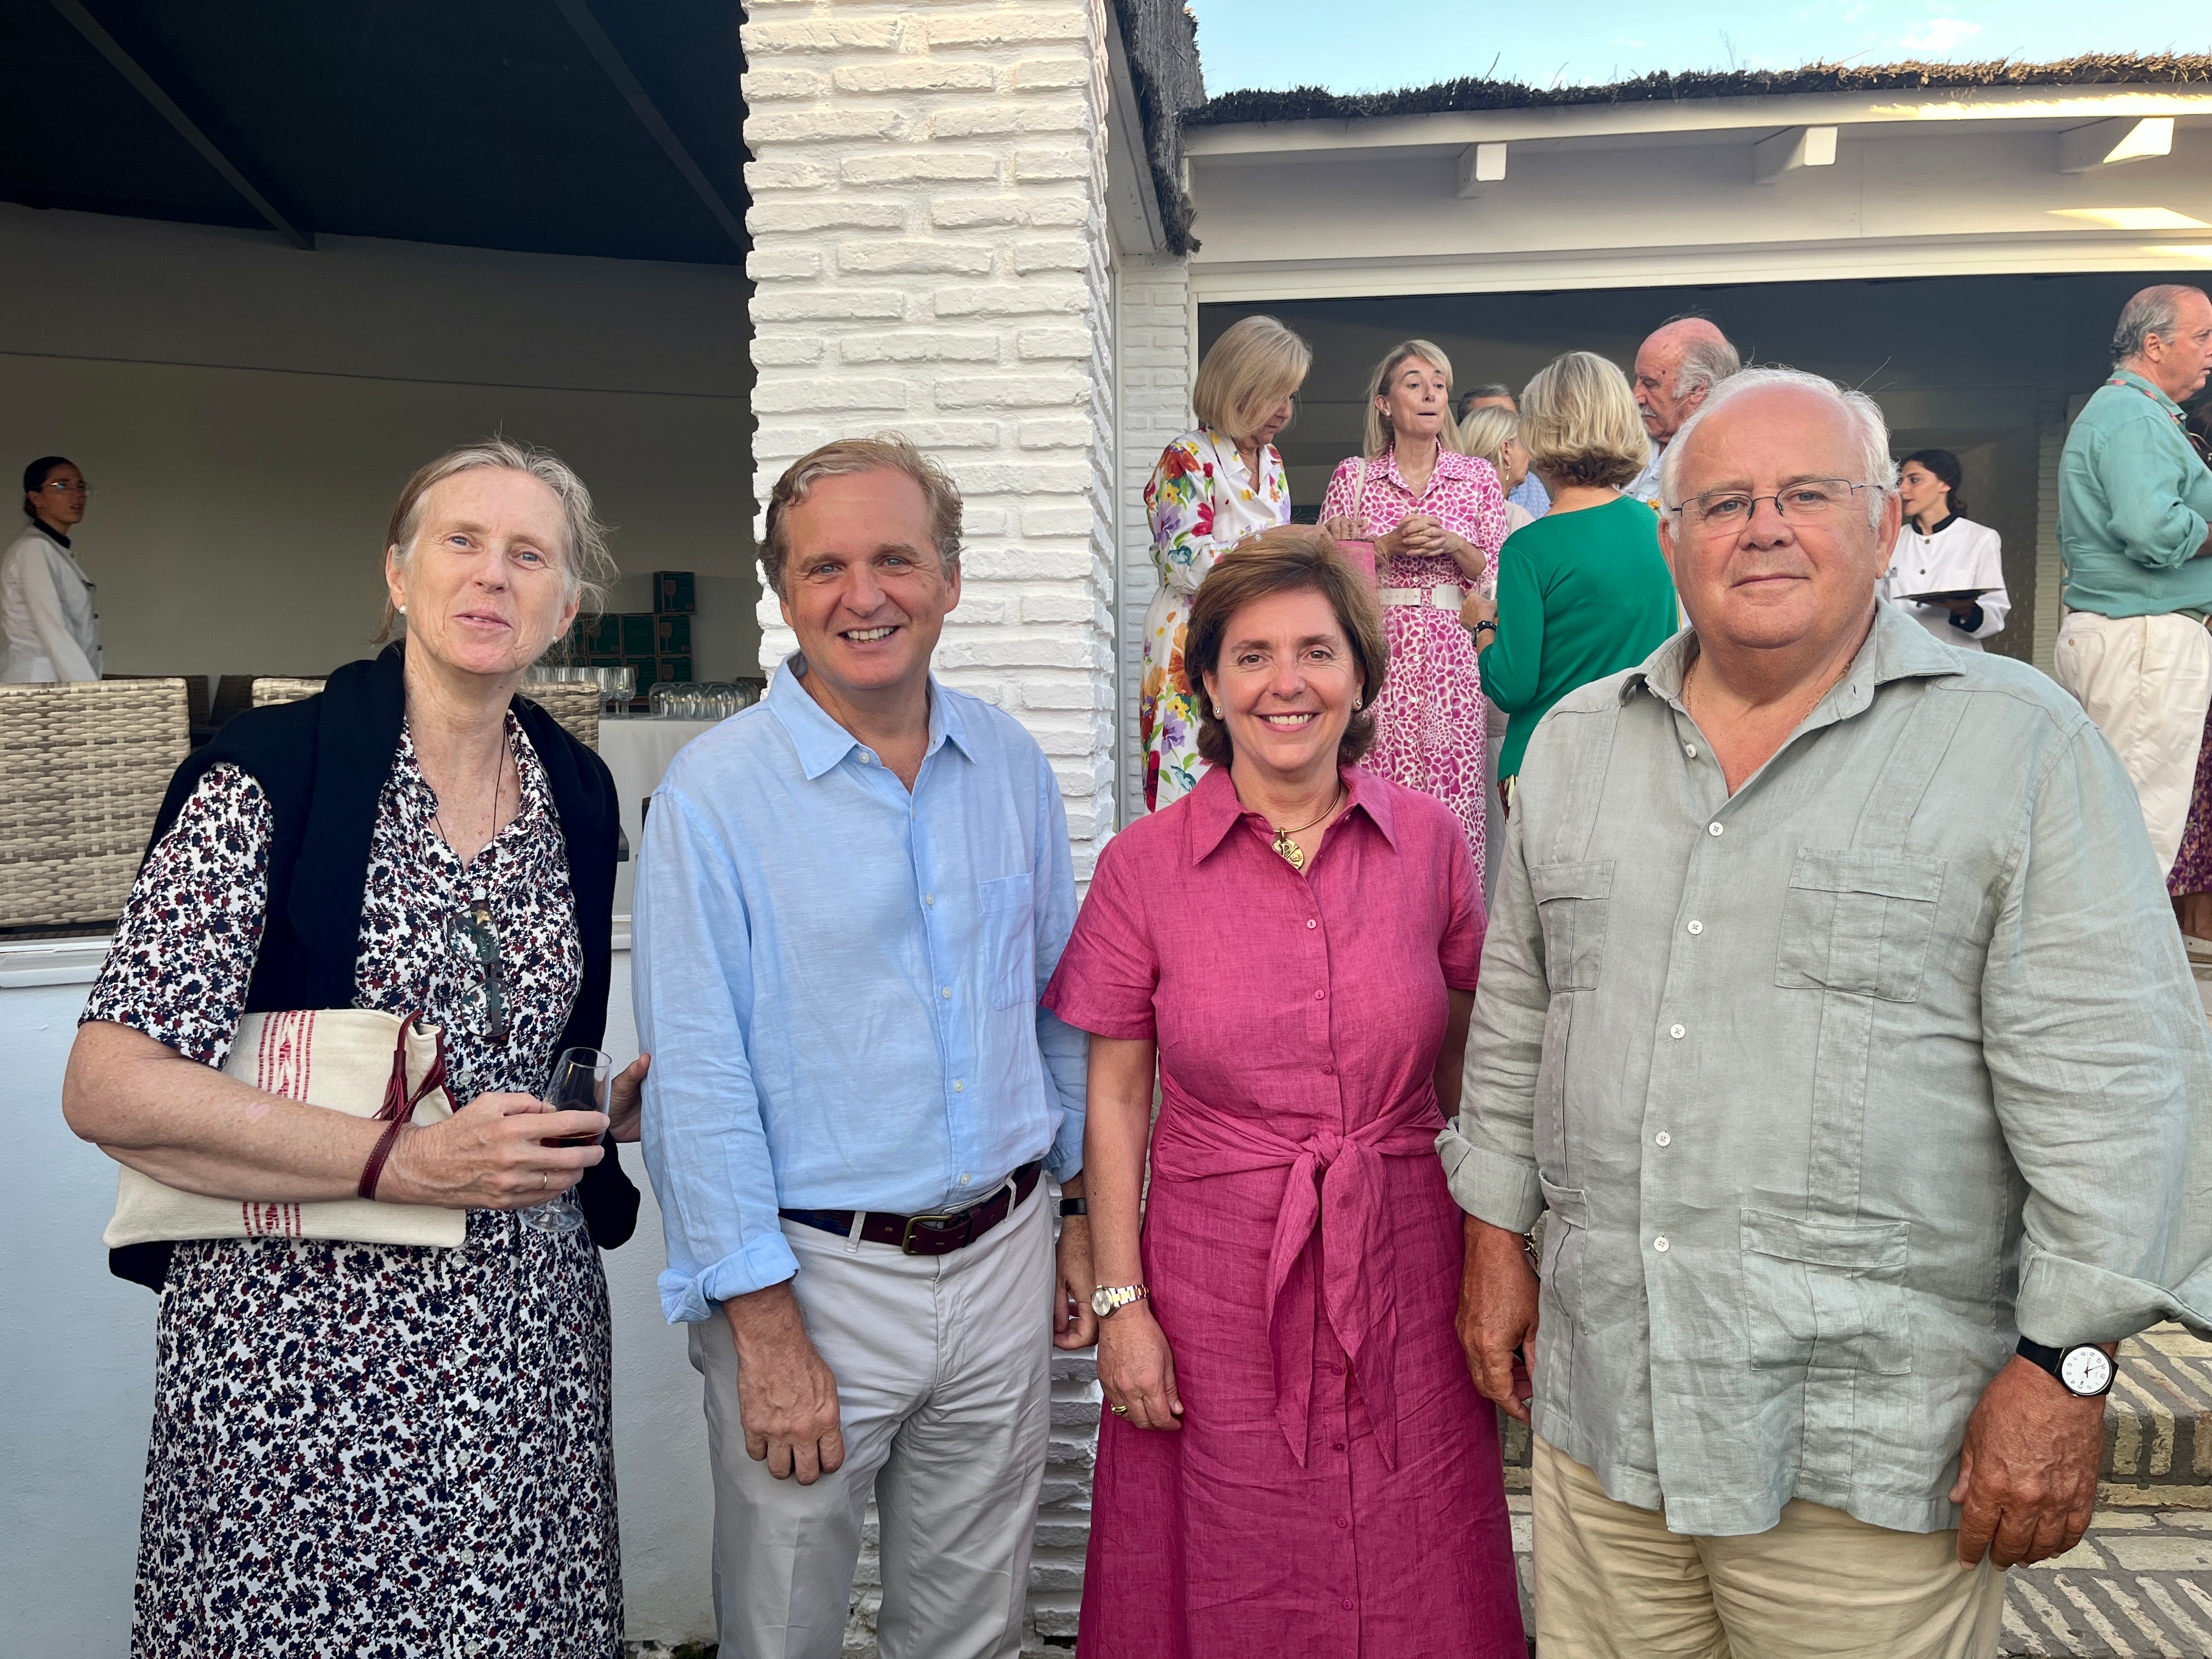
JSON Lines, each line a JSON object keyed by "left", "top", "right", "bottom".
{"left": 653, "top": 614, "right": 691, "bottom": 655}
{"left": 575, "top": 614, "right": 622, "bottom": 656}
{"left": 653, "top": 571, "right": 696, "bottom": 614}
{"left": 656, "top": 654, "right": 693, "bottom": 686}
{"left": 625, "top": 656, "right": 663, "bottom": 694}
{"left": 618, "top": 613, "right": 656, "bottom": 657}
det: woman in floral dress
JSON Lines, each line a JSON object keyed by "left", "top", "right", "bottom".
{"left": 1139, "top": 314, "right": 1310, "bottom": 809}
{"left": 1319, "top": 340, "right": 1511, "bottom": 878}
{"left": 64, "top": 441, "right": 645, "bottom": 1659}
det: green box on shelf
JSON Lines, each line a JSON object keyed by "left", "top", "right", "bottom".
{"left": 618, "top": 613, "right": 656, "bottom": 657}
{"left": 657, "top": 654, "right": 693, "bottom": 686}
{"left": 653, "top": 571, "right": 696, "bottom": 614}
{"left": 625, "top": 656, "right": 662, "bottom": 694}
{"left": 575, "top": 614, "right": 622, "bottom": 656}
{"left": 653, "top": 614, "right": 691, "bottom": 655}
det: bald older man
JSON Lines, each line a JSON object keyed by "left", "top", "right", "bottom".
{"left": 1444, "top": 368, "right": 2212, "bottom": 1658}
{"left": 1623, "top": 315, "right": 1741, "bottom": 507}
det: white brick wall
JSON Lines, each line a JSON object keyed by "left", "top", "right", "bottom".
{"left": 1115, "top": 255, "right": 1194, "bottom": 819}
{"left": 743, "top": 0, "right": 1121, "bottom": 871}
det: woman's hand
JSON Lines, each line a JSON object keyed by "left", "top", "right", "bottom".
{"left": 1436, "top": 529, "right": 1490, "bottom": 583}
{"left": 608, "top": 1053, "right": 650, "bottom": 1143}
{"left": 1097, "top": 1302, "right": 1183, "bottom": 1431}
{"left": 1319, "top": 514, "right": 1367, "bottom": 544}
{"left": 1461, "top": 590, "right": 1498, "bottom": 635}
{"left": 377, "top": 1091, "right": 606, "bottom": 1210}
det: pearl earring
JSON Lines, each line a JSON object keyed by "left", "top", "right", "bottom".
{"left": 397, "top": 603, "right": 407, "bottom": 614}
{"left": 1353, "top": 695, "right": 1362, "bottom": 710}
{"left": 1212, "top": 703, "right": 1223, "bottom": 718}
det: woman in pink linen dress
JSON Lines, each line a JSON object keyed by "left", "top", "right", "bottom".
{"left": 1045, "top": 528, "right": 1524, "bottom": 1659}
{"left": 1319, "top": 340, "right": 1511, "bottom": 882}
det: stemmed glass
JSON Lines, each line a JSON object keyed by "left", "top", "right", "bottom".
{"left": 521, "top": 1046, "right": 609, "bottom": 1235}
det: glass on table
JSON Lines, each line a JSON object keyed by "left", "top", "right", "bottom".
{"left": 521, "top": 1045, "right": 609, "bottom": 1235}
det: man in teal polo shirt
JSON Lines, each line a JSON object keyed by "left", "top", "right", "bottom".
{"left": 2055, "top": 283, "right": 2212, "bottom": 875}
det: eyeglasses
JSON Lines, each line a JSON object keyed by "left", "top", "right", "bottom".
{"left": 1672, "top": 479, "right": 1873, "bottom": 530}
{"left": 40, "top": 480, "right": 90, "bottom": 495}
{"left": 445, "top": 902, "right": 510, "bottom": 1042}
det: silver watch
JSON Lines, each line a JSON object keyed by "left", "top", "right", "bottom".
{"left": 1092, "top": 1283, "right": 1150, "bottom": 1319}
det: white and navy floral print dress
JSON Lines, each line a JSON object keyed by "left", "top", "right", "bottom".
{"left": 83, "top": 717, "right": 623, "bottom": 1659}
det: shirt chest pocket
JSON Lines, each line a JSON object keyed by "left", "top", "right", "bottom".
{"left": 1774, "top": 850, "right": 1945, "bottom": 1003}
{"left": 977, "top": 871, "right": 1036, "bottom": 1012}
{"left": 1530, "top": 860, "right": 1614, "bottom": 992}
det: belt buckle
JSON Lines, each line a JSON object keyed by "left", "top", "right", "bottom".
{"left": 900, "top": 1210, "right": 963, "bottom": 1255}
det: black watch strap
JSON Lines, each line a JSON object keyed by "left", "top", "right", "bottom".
{"left": 1058, "top": 1197, "right": 1087, "bottom": 1217}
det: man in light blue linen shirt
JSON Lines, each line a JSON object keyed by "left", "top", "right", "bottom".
{"left": 635, "top": 436, "right": 1094, "bottom": 1659}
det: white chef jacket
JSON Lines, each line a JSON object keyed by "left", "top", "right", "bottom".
{"left": 1878, "top": 512, "right": 2008, "bottom": 651}
{"left": 1, "top": 523, "right": 101, "bottom": 681}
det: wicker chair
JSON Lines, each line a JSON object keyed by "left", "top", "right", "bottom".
{"left": 0, "top": 678, "right": 190, "bottom": 932}
{"left": 251, "top": 676, "right": 601, "bottom": 752}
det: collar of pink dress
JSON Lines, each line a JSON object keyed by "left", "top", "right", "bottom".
{"left": 1182, "top": 760, "right": 1398, "bottom": 866}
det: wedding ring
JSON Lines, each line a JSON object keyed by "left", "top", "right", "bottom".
{"left": 1109, "top": 1402, "right": 1128, "bottom": 1417}
{"left": 540, "top": 1171, "right": 549, "bottom": 1190}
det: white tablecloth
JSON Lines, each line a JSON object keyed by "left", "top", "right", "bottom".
{"left": 600, "top": 718, "right": 721, "bottom": 916}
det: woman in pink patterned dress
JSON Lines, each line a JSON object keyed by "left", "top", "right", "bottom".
{"left": 1318, "top": 340, "right": 1510, "bottom": 878}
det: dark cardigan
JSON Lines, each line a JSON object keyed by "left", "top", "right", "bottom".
{"left": 110, "top": 644, "right": 640, "bottom": 1289}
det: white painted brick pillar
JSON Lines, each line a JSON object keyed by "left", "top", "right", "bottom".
{"left": 1114, "top": 253, "right": 1193, "bottom": 817}
{"left": 742, "top": 0, "right": 1120, "bottom": 874}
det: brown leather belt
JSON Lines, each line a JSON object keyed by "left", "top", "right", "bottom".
{"left": 780, "top": 1160, "right": 1043, "bottom": 1256}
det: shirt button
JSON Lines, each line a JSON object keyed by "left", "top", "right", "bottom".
{"left": 941, "top": 986, "right": 952, "bottom": 999}
{"left": 1336, "top": 1517, "right": 1350, "bottom": 1530}
{"left": 1654, "top": 1235, "right": 1671, "bottom": 1252}
{"left": 1686, "top": 920, "right": 1703, "bottom": 935}
{"left": 1306, "top": 918, "right": 1317, "bottom": 929}
{"left": 960, "top": 1172, "right": 970, "bottom": 1185}
{"left": 1323, "top": 1064, "right": 1336, "bottom": 1076}
{"left": 953, "top": 1079, "right": 964, "bottom": 1092}
{"left": 1332, "top": 1440, "right": 1346, "bottom": 1451}
{"left": 1314, "top": 989, "right": 1325, "bottom": 1000}
{"left": 1708, "top": 821, "right": 1724, "bottom": 837}
{"left": 1684, "top": 743, "right": 1699, "bottom": 758}
{"left": 1341, "top": 1598, "right": 1356, "bottom": 1611}
{"left": 1669, "top": 1023, "right": 1685, "bottom": 1040}
{"left": 1655, "top": 1131, "right": 1672, "bottom": 1147}
{"left": 924, "top": 893, "right": 934, "bottom": 905}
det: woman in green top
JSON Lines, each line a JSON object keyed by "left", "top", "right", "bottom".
{"left": 1463, "top": 351, "right": 1681, "bottom": 792}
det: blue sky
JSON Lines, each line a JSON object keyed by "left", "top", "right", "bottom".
{"left": 1186, "top": 0, "right": 2205, "bottom": 96}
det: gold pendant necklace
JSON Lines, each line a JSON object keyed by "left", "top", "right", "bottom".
{"left": 1271, "top": 784, "right": 1345, "bottom": 872}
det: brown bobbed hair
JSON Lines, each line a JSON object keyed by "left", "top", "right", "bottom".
{"left": 1186, "top": 526, "right": 1389, "bottom": 771}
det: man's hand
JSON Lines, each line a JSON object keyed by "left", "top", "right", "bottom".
{"left": 607, "top": 1053, "right": 650, "bottom": 1143}
{"left": 1458, "top": 1215, "right": 1539, "bottom": 1423}
{"left": 724, "top": 1283, "right": 845, "bottom": 1485}
{"left": 1950, "top": 1353, "right": 2108, "bottom": 1568}
{"left": 1053, "top": 1175, "right": 1097, "bottom": 1350}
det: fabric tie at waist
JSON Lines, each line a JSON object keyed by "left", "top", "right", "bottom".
{"left": 1378, "top": 582, "right": 1465, "bottom": 612}
{"left": 1148, "top": 1081, "right": 1444, "bottom": 1470}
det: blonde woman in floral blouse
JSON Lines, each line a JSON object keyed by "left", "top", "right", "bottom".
{"left": 1139, "top": 314, "right": 1310, "bottom": 808}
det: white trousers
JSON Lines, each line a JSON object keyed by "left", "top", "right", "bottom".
{"left": 2053, "top": 610, "right": 2212, "bottom": 877}
{"left": 687, "top": 1184, "right": 1053, "bottom": 1659}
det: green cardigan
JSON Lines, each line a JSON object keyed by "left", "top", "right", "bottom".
{"left": 1483, "top": 494, "right": 1680, "bottom": 781}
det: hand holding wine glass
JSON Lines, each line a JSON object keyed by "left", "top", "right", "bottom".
{"left": 522, "top": 1046, "right": 612, "bottom": 1235}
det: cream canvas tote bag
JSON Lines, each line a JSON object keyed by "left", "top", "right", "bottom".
{"left": 104, "top": 1008, "right": 467, "bottom": 1250}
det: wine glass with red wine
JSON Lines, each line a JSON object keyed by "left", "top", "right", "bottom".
{"left": 521, "top": 1046, "right": 609, "bottom": 1235}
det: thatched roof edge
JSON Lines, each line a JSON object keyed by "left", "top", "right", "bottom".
{"left": 1186, "top": 53, "right": 2212, "bottom": 129}
{"left": 1109, "top": 0, "right": 1204, "bottom": 255}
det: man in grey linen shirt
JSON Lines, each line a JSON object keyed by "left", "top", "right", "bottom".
{"left": 1441, "top": 366, "right": 2212, "bottom": 1659}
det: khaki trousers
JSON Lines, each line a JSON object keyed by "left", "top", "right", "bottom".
{"left": 2052, "top": 610, "right": 2212, "bottom": 876}
{"left": 1530, "top": 1437, "right": 2005, "bottom": 1659}
{"left": 687, "top": 1184, "right": 1053, "bottom": 1659}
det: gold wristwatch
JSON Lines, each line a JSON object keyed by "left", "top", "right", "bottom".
{"left": 1092, "top": 1283, "right": 1150, "bottom": 1319}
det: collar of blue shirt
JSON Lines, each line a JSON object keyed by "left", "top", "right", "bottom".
{"left": 766, "top": 651, "right": 980, "bottom": 781}
{"left": 1623, "top": 597, "right": 1967, "bottom": 725}
{"left": 2109, "top": 365, "right": 2185, "bottom": 419}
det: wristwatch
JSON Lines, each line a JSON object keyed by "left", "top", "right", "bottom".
{"left": 1058, "top": 1197, "right": 1088, "bottom": 1218}
{"left": 1092, "top": 1283, "right": 1149, "bottom": 1319}
{"left": 2017, "top": 1336, "right": 2116, "bottom": 1398}
{"left": 1469, "top": 619, "right": 1498, "bottom": 641}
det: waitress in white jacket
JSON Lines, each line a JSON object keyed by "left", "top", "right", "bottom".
{"left": 3, "top": 455, "right": 100, "bottom": 681}
{"left": 1880, "top": 448, "right": 2008, "bottom": 651}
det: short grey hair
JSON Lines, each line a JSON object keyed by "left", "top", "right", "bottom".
{"left": 381, "top": 438, "right": 616, "bottom": 642}
{"left": 761, "top": 434, "right": 963, "bottom": 601}
{"left": 2113, "top": 284, "right": 2208, "bottom": 364}
{"left": 1660, "top": 366, "right": 1895, "bottom": 526}
{"left": 1673, "top": 332, "right": 1743, "bottom": 404}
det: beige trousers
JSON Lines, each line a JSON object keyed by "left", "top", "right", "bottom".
{"left": 2052, "top": 610, "right": 2212, "bottom": 877}
{"left": 1530, "top": 1437, "right": 2005, "bottom": 1659}
{"left": 687, "top": 1184, "right": 1053, "bottom": 1659}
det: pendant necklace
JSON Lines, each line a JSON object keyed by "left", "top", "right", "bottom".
{"left": 1269, "top": 783, "right": 1345, "bottom": 873}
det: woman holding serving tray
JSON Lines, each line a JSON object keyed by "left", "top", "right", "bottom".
{"left": 63, "top": 439, "right": 647, "bottom": 1658}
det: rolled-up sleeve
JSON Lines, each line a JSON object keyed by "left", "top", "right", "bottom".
{"left": 1982, "top": 716, "right": 2212, "bottom": 1344}
{"left": 1439, "top": 790, "right": 1548, "bottom": 1233}
{"left": 2101, "top": 416, "right": 2211, "bottom": 571}
{"left": 1031, "top": 758, "right": 1087, "bottom": 1178}
{"left": 634, "top": 783, "right": 798, "bottom": 1321}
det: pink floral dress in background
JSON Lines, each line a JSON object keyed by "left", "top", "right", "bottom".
{"left": 1140, "top": 427, "right": 1290, "bottom": 810}
{"left": 1318, "top": 447, "right": 1510, "bottom": 878}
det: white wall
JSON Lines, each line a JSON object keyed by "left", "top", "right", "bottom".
{"left": 0, "top": 206, "right": 759, "bottom": 689}
{"left": 1113, "top": 253, "right": 1191, "bottom": 820}
{"left": 0, "top": 946, "right": 716, "bottom": 1650}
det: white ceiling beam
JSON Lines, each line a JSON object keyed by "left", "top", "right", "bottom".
{"left": 1454, "top": 142, "right": 1508, "bottom": 198}
{"left": 1753, "top": 125, "right": 1837, "bottom": 183}
{"left": 2058, "top": 115, "right": 2175, "bottom": 173}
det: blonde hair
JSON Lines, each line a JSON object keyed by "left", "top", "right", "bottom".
{"left": 1457, "top": 405, "right": 1520, "bottom": 478}
{"left": 1193, "top": 316, "right": 1312, "bottom": 445}
{"left": 380, "top": 438, "right": 615, "bottom": 645}
{"left": 1520, "top": 351, "right": 1649, "bottom": 490}
{"left": 761, "top": 434, "right": 963, "bottom": 601}
{"left": 1362, "top": 339, "right": 1466, "bottom": 459}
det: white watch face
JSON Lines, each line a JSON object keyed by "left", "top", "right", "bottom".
{"left": 1091, "top": 1288, "right": 1119, "bottom": 1318}
{"left": 2059, "top": 1346, "right": 2114, "bottom": 1396}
